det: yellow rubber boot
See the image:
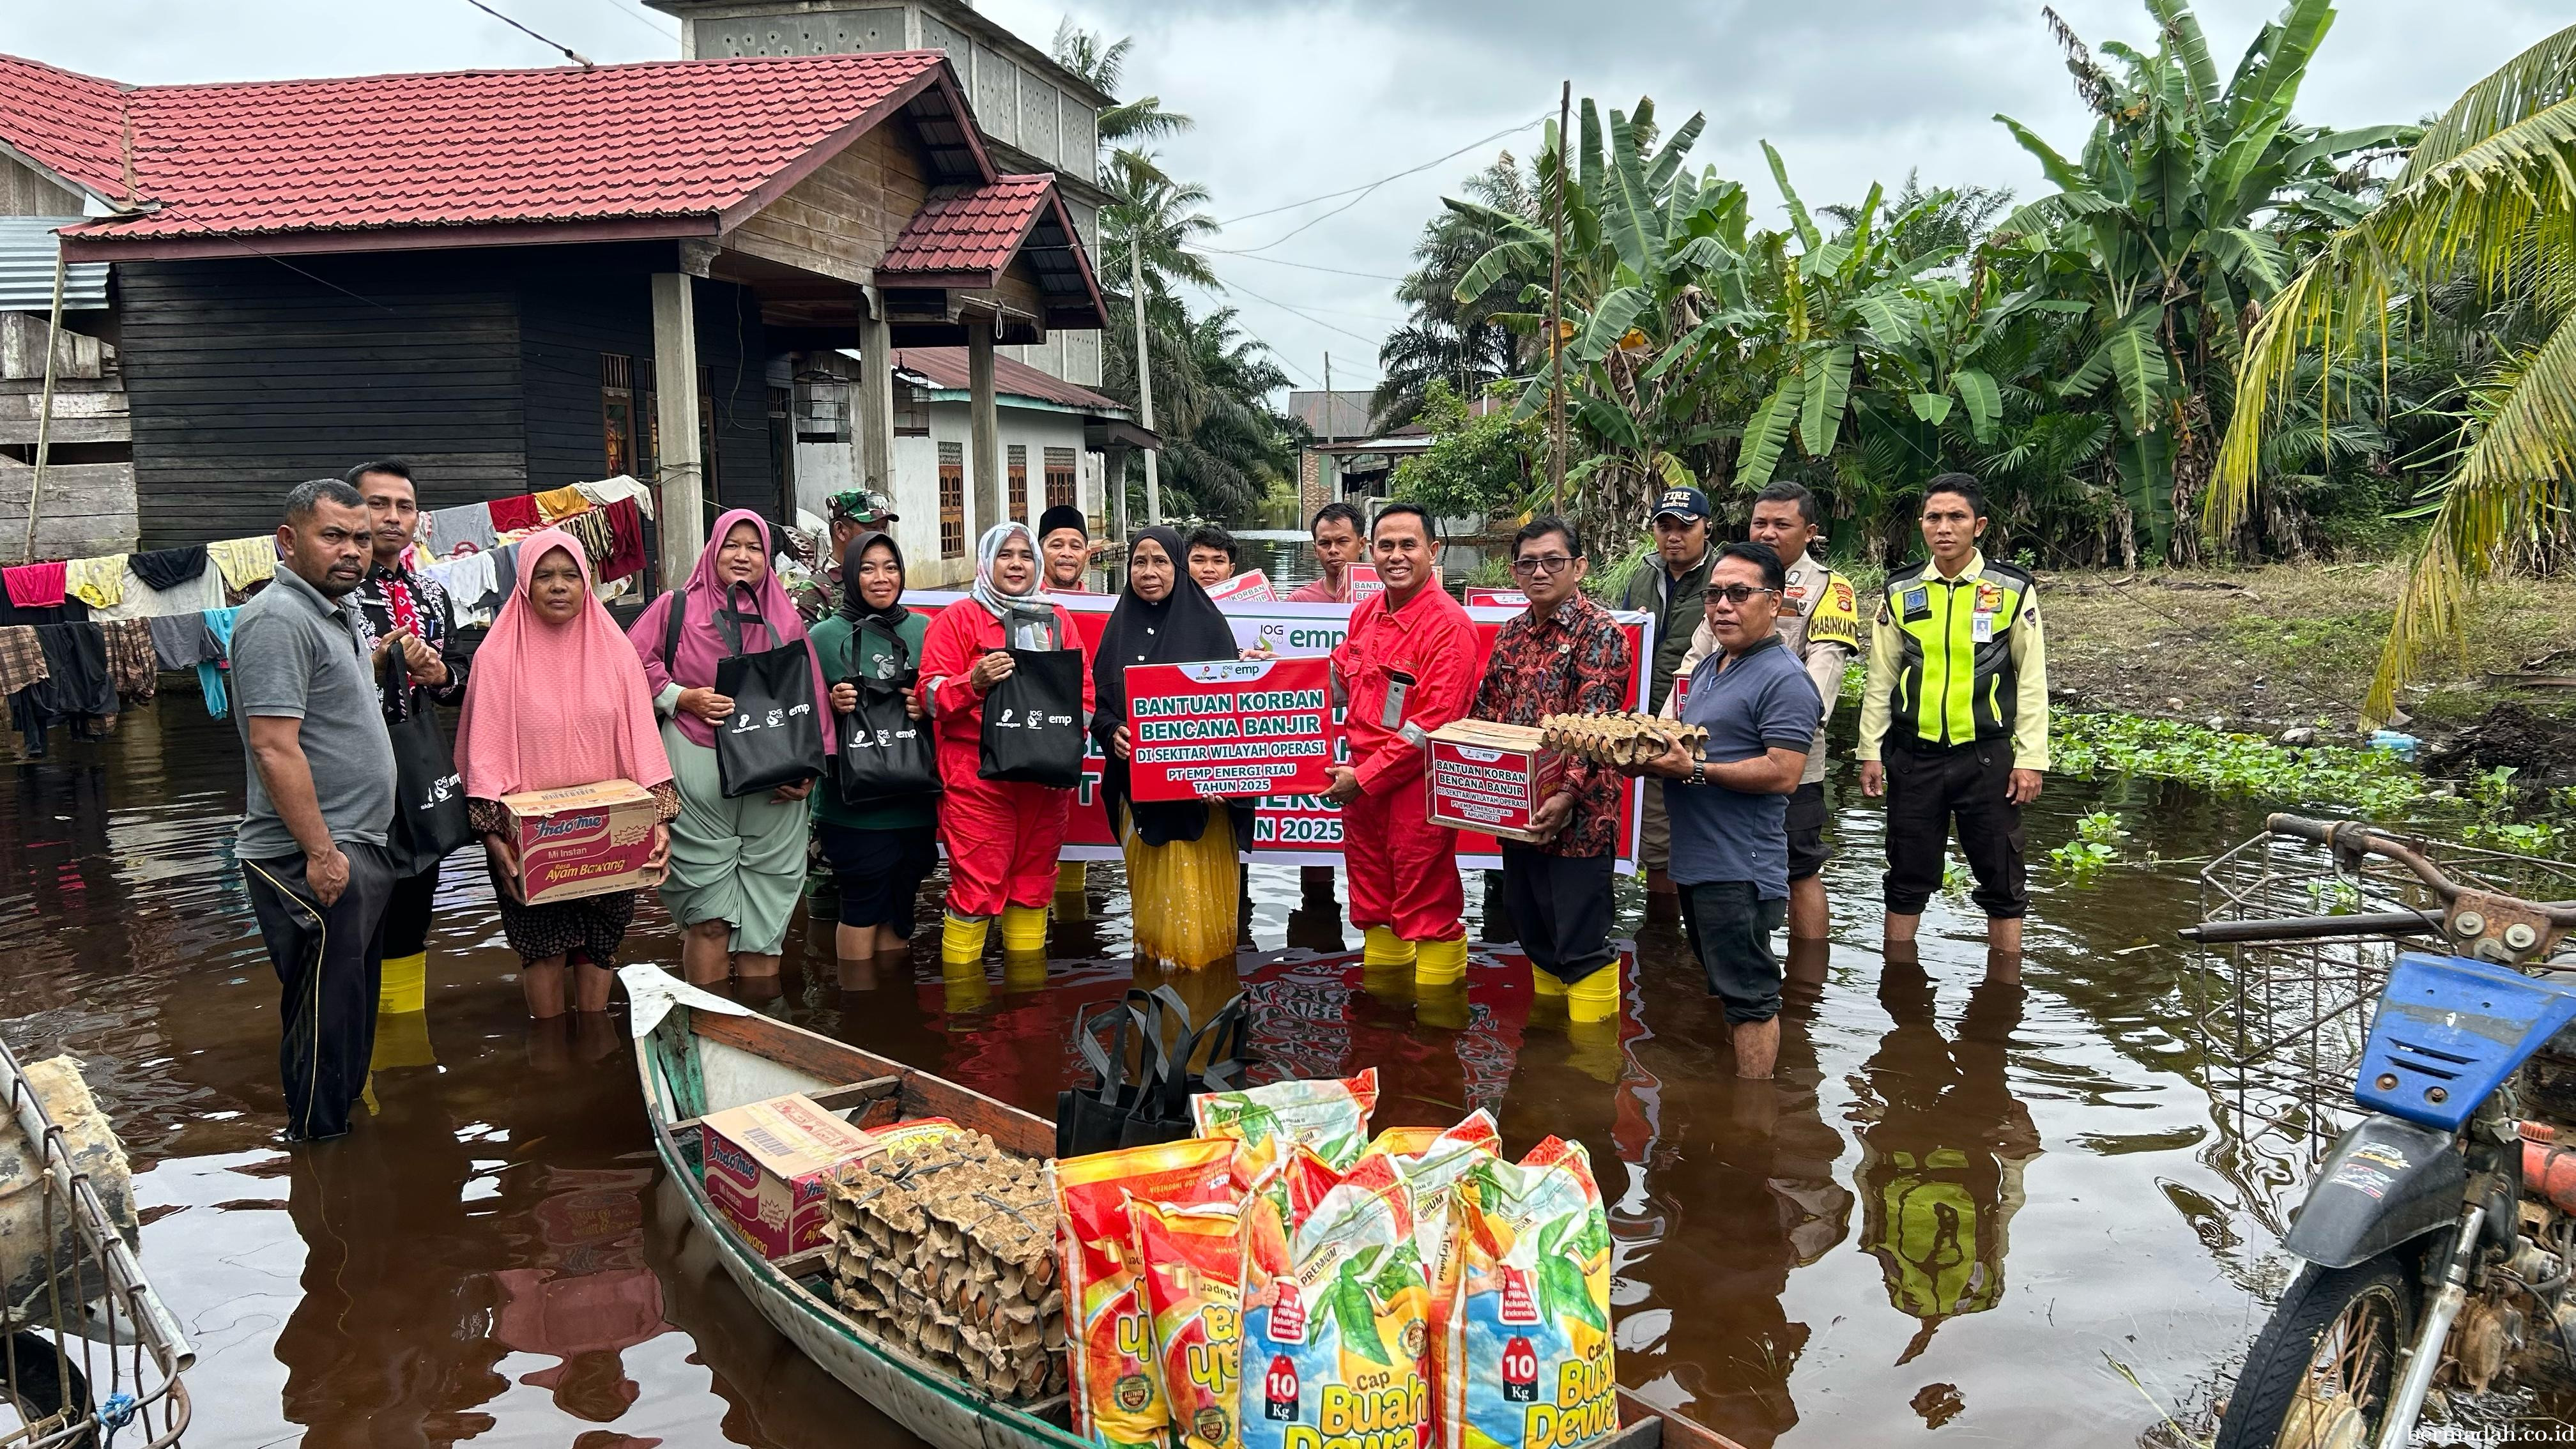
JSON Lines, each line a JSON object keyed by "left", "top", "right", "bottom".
{"left": 1057, "top": 861, "right": 1086, "bottom": 894}
{"left": 1415, "top": 934, "right": 1468, "bottom": 988}
{"left": 1531, "top": 965, "right": 1567, "bottom": 999}
{"left": 941, "top": 912, "right": 990, "bottom": 967}
{"left": 1362, "top": 926, "right": 1416, "bottom": 969}
{"left": 1418, "top": 983, "right": 1470, "bottom": 1030}
{"left": 1567, "top": 966, "right": 1622, "bottom": 1025}
{"left": 1000, "top": 903, "right": 1050, "bottom": 954}
{"left": 1002, "top": 950, "right": 1050, "bottom": 993}
{"left": 370, "top": 1008, "right": 436, "bottom": 1070}
{"left": 379, "top": 951, "right": 427, "bottom": 1015}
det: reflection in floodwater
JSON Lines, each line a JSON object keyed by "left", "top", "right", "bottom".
{"left": 1, "top": 549, "right": 2520, "bottom": 1448}
{"left": 1850, "top": 949, "right": 2041, "bottom": 1373}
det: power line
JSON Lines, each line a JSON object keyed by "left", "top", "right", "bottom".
{"left": 456, "top": 0, "right": 595, "bottom": 66}
{"left": 586, "top": 0, "right": 678, "bottom": 42}
{"left": 1215, "top": 274, "right": 1389, "bottom": 351}
{"left": 1186, "top": 248, "right": 1409, "bottom": 284}
{"left": 1208, "top": 115, "right": 1547, "bottom": 233}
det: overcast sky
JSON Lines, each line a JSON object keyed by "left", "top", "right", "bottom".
{"left": 5, "top": 0, "right": 2564, "bottom": 397}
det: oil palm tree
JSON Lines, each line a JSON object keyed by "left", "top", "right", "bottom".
{"left": 1050, "top": 22, "right": 1192, "bottom": 146}
{"left": 2212, "top": 24, "right": 2576, "bottom": 723}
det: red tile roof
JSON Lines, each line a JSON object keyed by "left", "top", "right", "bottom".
{"left": 878, "top": 175, "right": 1055, "bottom": 278}
{"left": 894, "top": 346, "right": 1126, "bottom": 414}
{"left": 0, "top": 56, "right": 132, "bottom": 199}
{"left": 6, "top": 50, "right": 963, "bottom": 244}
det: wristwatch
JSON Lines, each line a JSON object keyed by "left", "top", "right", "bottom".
{"left": 1690, "top": 757, "right": 1708, "bottom": 786}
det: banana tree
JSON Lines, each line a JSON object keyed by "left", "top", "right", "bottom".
{"left": 1445, "top": 98, "right": 1761, "bottom": 541}
{"left": 2213, "top": 23, "right": 2576, "bottom": 723}
{"left": 1992, "top": 0, "right": 2416, "bottom": 560}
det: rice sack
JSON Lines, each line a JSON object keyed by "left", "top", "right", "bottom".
{"left": 1237, "top": 1153, "right": 1431, "bottom": 1449}
{"left": 1059, "top": 1137, "right": 1256, "bottom": 1448}
{"left": 1193, "top": 1068, "right": 1381, "bottom": 1170}
{"left": 1130, "top": 1195, "right": 1291, "bottom": 1449}
{"left": 1443, "top": 1138, "right": 1616, "bottom": 1449}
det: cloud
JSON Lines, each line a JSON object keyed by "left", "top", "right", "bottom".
{"left": 7, "top": 0, "right": 2568, "bottom": 397}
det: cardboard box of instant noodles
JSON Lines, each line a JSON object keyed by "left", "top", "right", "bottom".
{"left": 499, "top": 779, "right": 660, "bottom": 905}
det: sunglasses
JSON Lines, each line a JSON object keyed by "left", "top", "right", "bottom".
{"left": 1707, "top": 584, "right": 1779, "bottom": 606}
{"left": 1510, "top": 555, "right": 1576, "bottom": 576}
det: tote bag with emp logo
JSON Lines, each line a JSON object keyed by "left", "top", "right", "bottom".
{"left": 668, "top": 590, "right": 827, "bottom": 799}
{"left": 977, "top": 647, "right": 1085, "bottom": 788}
{"left": 831, "top": 618, "right": 940, "bottom": 806}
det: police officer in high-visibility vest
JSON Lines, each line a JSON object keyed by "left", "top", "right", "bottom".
{"left": 1857, "top": 474, "right": 2049, "bottom": 953}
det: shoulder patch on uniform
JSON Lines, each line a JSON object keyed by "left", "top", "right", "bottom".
{"left": 1806, "top": 569, "right": 1862, "bottom": 648}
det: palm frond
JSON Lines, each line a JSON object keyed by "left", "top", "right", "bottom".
{"left": 2405, "top": 23, "right": 2576, "bottom": 179}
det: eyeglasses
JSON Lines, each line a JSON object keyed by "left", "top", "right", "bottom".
{"left": 1510, "top": 555, "right": 1575, "bottom": 576}
{"left": 1708, "top": 584, "right": 1779, "bottom": 606}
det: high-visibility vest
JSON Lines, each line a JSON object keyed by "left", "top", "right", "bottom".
{"left": 1878, "top": 560, "right": 2036, "bottom": 749}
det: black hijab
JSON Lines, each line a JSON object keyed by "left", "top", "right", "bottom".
{"left": 838, "top": 531, "right": 910, "bottom": 631}
{"left": 1094, "top": 526, "right": 1248, "bottom": 846}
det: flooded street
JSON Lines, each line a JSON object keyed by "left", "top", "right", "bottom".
{"left": 0, "top": 541, "right": 2368, "bottom": 1447}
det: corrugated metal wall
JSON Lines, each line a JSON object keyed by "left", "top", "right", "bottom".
{"left": 0, "top": 218, "right": 109, "bottom": 314}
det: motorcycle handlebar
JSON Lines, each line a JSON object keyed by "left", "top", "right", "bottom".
{"left": 2262, "top": 813, "right": 2576, "bottom": 928}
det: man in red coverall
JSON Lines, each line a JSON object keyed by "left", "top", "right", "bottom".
{"left": 1325, "top": 503, "right": 1480, "bottom": 986}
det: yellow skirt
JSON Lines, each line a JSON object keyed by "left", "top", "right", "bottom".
{"left": 1125, "top": 806, "right": 1239, "bottom": 970}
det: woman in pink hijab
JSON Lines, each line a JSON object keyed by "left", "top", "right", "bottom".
{"left": 628, "top": 509, "right": 832, "bottom": 987}
{"left": 457, "top": 530, "right": 677, "bottom": 1018}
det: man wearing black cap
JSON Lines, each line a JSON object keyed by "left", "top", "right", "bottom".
{"left": 1038, "top": 503, "right": 1094, "bottom": 592}
{"left": 1618, "top": 485, "right": 1717, "bottom": 917}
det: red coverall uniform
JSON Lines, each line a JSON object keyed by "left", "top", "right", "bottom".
{"left": 916, "top": 597, "right": 1094, "bottom": 919}
{"left": 1331, "top": 582, "right": 1480, "bottom": 942}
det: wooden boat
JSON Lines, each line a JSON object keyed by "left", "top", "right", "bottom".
{"left": 620, "top": 965, "right": 1741, "bottom": 1449}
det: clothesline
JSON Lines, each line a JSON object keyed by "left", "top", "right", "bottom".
{"left": 0, "top": 475, "right": 659, "bottom": 756}
{"left": 0, "top": 475, "right": 657, "bottom": 625}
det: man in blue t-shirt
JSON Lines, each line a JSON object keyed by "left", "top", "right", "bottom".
{"left": 1625, "top": 541, "right": 1823, "bottom": 1079}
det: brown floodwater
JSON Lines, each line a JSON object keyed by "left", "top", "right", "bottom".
{"left": 0, "top": 543, "right": 2373, "bottom": 1448}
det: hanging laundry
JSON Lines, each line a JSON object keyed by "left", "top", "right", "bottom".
{"left": 208, "top": 537, "right": 279, "bottom": 592}
{"left": 0, "top": 626, "right": 47, "bottom": 697}
{"left": 95, "top": 560, "right": 225, "bottom": 621}
{"left": 198, "top": 608, "right": 239, "bottom": 718}
{"left": 127, "top": 546, "right": 209, "bottom": 593}
{"left": 473, "top": 544, "right": 518, "bottom": 622}
{"left": 427, "top": 550, "right": 500, "bottom": 627}
{"left": 427, "top": 502, "right": 497, "bottom": 557}
{"left": 599, "top": 498, "right": 648, "bottom": 583}
{"left": 100, "top": 620, "right": 155, "bottom": 703}
{"left": 487, "top": 494, "right": 542, "bottom": 533}
{"left": 147, "top": 613, "right": 210, "bottom": 672}
{"left": 574, "top": 475, "right": 656, "bottom": 520}
{"left": 558, "top": 507, "right": 618, "bottom": 579}
{"left": 15, "top": 622, "right": 115, "bottom": 756}
{"left": 4, "top": 560, "right": 68, "bottom": 611}
{"left": 533, "top": 484, "right": 592, "bottom": 522}
{"left": 64, "top": 556, "right": 127, "bottom": 610}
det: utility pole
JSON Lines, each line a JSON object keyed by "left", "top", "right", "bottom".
{"left": 1130, "top": 243, "right": 1162, "bottom": 526}
{"left": 1548, "top": 79, "right": 1570, "bottom": 518}
{"left": 1323, "top": 353, "right": 1334, "bottom": 445}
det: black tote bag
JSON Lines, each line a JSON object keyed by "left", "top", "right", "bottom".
{"left": 383, "top": 653, "right": 472, "bottom": 875}
{"left": 673, "top": 593, "right": 827, "bottom": 799}
{"left": 831, "top": 620, "right": 941, "bottom": 806}
{"left": 1055, "top": 986, "right": 1254, "bottom": 1159}
{"left": 977, "top": 647, "right": 1086, "bottom": 788}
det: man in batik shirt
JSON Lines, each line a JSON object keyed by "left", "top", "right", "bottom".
{"left": 1469, "top": 516, "right": 1634, "bottom": 1023}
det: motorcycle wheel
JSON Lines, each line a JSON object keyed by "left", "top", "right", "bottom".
{"left": 2216, "top": 1255, "right": 2418, "bottom": 1449}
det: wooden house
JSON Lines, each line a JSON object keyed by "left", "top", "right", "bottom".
{"left": 0, "top": 45, "right": 1133, "bottom": 586}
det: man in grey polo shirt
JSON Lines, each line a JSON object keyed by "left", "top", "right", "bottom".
{"left": 233, "top": 478, "right": 399, "bottom": 1141}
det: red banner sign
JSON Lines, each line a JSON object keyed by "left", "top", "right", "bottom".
{"left": 1205, "top": 569, "right": 1275, "bottom": 603}
{"left": 1124, "top": 657, "right": 1337, "bottom": 802}
{"left": 1462, "top": 588, "right": 1528, "bottom": 608}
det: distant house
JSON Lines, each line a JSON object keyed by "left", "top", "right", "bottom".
{"left": 1289, "top": 388, "right": 1429, "bottom": 521}
{"left": 0, "top": 42, "right": 1140, "bottom": 586}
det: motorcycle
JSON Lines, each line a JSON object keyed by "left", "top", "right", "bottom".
{"left": 2185, "top": 815, "right": 2576, "bottom": 1448}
